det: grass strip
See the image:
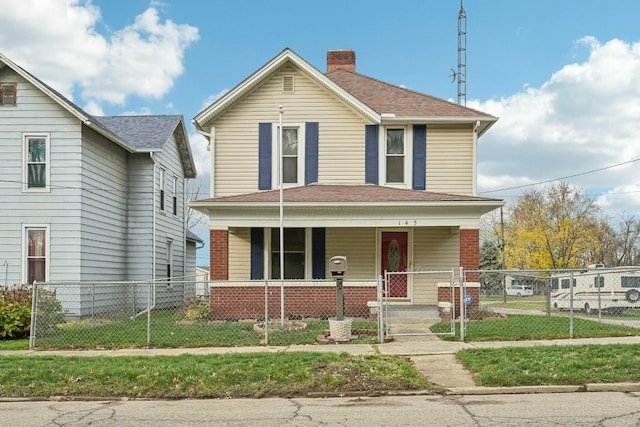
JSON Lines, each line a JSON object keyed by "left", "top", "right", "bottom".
{"left": 431, "top": 314, "right": 640, "bottom": 341}
{"left": 457, "top": 344, "right": 640, "bottom": 387}
{"left": 0, "top": 352, "right": 432, "bottom": 399}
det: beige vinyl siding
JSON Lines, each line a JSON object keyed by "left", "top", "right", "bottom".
{"left": 411, "top": 227, "right": 459, "bottom": 304}
{"left": 426, "top": 124, "right": 474, "bottom": 195}
{"left": 228, "top": 227, "right": 251, "bottom": 280}
{"left": 326, "top": 227, "right": 376, "bottom": 279}
{"left": 207, "top": 65, "right": 368, "bottom": 197}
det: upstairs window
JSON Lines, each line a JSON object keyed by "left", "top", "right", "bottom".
{"left": 386, "top": 128, "right": 405, "bottom": 183}
{"left": 1, "top": 83, "right": 16, "bottom": 106}
{"left": 24, "top": 134, "right": 49, "bottom": 191}
{"left": 272, "top": 124, "right": 305, "bottom": 187}
{"left": 172, "top": 176, "right": 178, "bottom": 216}
{"left": 159, "top": 168, "right": 166, "bottom": 211}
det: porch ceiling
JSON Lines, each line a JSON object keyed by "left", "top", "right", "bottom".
{"left": 190, "top": 184, "right": 504, "bottom": 228}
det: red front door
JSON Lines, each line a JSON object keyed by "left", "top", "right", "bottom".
{"left": 381, "top": 231, "right": 408, "bottom": 298}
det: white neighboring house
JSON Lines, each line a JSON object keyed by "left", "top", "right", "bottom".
{"left": 0, "top": 52, "right": 200, "bottom": 316}
{"left": 195, "top": 266, "right": 210, "bottom": 296}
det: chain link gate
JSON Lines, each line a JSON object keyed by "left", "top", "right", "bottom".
{"left": 380, "top": 269, "right": 457, "bottom": 338}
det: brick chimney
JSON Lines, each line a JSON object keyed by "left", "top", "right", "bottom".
{"left": 327, "top": 49, "right": 356, "bottom": 73}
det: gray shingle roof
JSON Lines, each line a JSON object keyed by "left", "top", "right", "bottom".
{"left": 91, "top": 115, "right": 183, "bottom": 150}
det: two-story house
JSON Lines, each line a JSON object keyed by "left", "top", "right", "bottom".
{"left": 191, "top": 48, "right": 502, "bottom": 319}
{"left": 0, "top": 52, "right": 199, "bottom": 317}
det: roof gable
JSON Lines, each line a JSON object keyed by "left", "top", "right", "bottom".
{"left": 0, "top": 52, "right": 196, "bottom": 178}
{"left": 193, "top": 48, "right": 380, "bottom": 128}
{"left": 93, "top": 115, "right": 196, "bottom": 178}
{"left": 193, "top": 48, "right": 498, "bottom": 135}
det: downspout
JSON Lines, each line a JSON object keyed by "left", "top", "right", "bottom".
{"left": 472, "top": 120, "right": 480, "bottom": 196}
{"left": 150, "top": 153, "right": 157, "bottom": 281}
{"left": 194, "top": 125, "right": 215, "bottom": 198}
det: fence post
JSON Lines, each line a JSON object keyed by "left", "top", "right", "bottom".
{"left": 147, "top": 281, "right": 152, "bottom": 346}
{"left": 460, "top": 267, "right": 465, "bottom": 341}
{"left": 569, "top": 271, "right": 574, "bottom": 339}
{"left": 377, "top": 275, "right": 384, "bottom": 344}
{"left": 29, "top": 280, "right": 38, "bottom": 349}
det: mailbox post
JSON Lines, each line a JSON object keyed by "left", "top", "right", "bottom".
{"left": 330, "top": 256, "right": 348, "bottom": 320}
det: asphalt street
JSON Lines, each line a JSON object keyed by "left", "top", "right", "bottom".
{"left": 3, "top": 392, "right": 640, "bottom": 427}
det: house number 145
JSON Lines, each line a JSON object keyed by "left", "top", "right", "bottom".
{"left": 398, "top": 220, "right": 418, "bottom": 226}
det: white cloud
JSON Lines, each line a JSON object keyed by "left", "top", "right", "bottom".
{"left": 0, "top": 0, "right": 198, "bottom": 109}
{"left": 473, "top": 37, "right": 640, "bottom": 216}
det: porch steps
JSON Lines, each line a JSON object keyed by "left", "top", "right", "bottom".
{"left": 385, "top": 305, "right": 441, "bottom": 334}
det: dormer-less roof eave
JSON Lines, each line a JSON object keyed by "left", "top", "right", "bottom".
{"left": 192, "top": 48, "right": 381, "bottom": 128}
{"left": 380, "top": 115, "right": 498, "bottom": 136}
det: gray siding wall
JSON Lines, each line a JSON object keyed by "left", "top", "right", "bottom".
{"left": 0, "top": 67, "right": 83, "bottom": 284}
{"left": 126, "top": 154, "right": 154, "bottom": 280}
{"left": 153, "top": 131, "right": 187, "bottom": 280}
{"left": 79, "top": 127, "right": 128, "bottom": 281}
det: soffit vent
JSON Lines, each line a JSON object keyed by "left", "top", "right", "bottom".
{"left": 282, "top": 76, "right": 295, "bottom": 93}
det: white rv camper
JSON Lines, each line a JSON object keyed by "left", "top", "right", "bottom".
{"left": 550, "top": 265, "right": 640, "bottom": 314}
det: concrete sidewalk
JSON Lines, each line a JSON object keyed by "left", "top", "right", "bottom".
{"left": 3, "top": 335, "right": 640, "bottom": 395}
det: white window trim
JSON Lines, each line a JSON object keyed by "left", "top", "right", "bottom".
{"left": 167, "top": 238, "right": 173, "bottom": 278}
{"left": 22, "top": 133, "right": 51, "bottom": 193}
{"left": 159, "top": 167, "right": 166, "bottom": 212}
{"left": 271, "top": 123, "right": 305, "bottom": 188}
{"left": 265, "top": 227, "right": 312, "bottom": 279}
{"left": 378, "top": 125, "right": 413, "bottom": 189}
{"left": 22, "top": 224, "right": 50, "bottom": 284}
{"left": 172, "top": 175, "right": 179, "bottom": 216}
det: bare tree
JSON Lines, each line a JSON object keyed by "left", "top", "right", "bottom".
{"left": 185, "top": 177, "right": 206, "bottom": 231}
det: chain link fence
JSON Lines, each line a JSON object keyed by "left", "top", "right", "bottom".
{"left": 29, "top": 278, "right": 381, "bottom": 349}
{"left": 465, "top": 266, "right": 640, "bottom": 340}
{"left": 27, "top": 267, "right": 640, "bottom": 349}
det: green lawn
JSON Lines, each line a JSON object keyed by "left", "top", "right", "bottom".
{"left": 0, "top": 352, "right": 433, "bottom": 398}
{"left": 431, "top": 314, "right": 640, "bottom": 341}
{"left": 457, "top": 344, "right": 640, "bottom": 387}
{"left": 2, "top": 311, "right": 378, "bottom": 350}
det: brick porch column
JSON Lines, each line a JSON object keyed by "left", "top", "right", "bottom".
{"left": 210, "top": 228, "right": 229, "bottom": 280}
{"left": 460, "top": 228, "right": 479, "bottom": 282}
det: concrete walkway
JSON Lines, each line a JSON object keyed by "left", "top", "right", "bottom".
{"left": 4, "top": 335, "right": 640, "bottom": 395}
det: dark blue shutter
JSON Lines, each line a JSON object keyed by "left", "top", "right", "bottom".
{"left": 258, "top": 123, "right": 272, "bottom": 190}
{"left": 250, "top": 228, "right": 264, "bottom": 280}
{"left": 365, "top": 124, "right": 379, "bottom": 184}
{"left": 312, "top": 228, "right": 326, "bottom": 279}
{"left": 412, "top": 125, "right": 427, "bottom": 190}
{"left": 305, "top": 122, "right": 319, "bottom": 184}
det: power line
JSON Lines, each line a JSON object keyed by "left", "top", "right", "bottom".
{"left": 480, "top": 157, "right": 640, "bottom": 195}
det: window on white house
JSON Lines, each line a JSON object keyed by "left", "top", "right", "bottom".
{"left": 1, "top": 83, "right": 17, "bottom": 106}
{"left": 172, "top": 176, "right": 178, "bottom": 216}
{"left": 282, "top": 128, "right": 298, "bottom": 184}
{"left": 25, "top": 134, "right": 49, "bottom": 190}
{"left": 26, "top": 227, "right": 47, "bottom": 283}
{"left": 272, "top": 124, "right": 305, "bottom": 187}
{"left": 159, "top": 168, "right": 166, "bottom": 211}
{"left": 386, "top": 128, "right": 405, "bottom": 183}
{"left": 167, "top": 239, "right": 173, "bottom": 279}
{"left": 270, "top": 228, "right": 306, "bottom": 279}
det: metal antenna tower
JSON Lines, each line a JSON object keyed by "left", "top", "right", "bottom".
{"left": 457, "top": 0, "right": 467, "bottom": 105}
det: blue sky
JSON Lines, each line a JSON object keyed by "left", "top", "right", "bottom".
{"left": 2, "top": 0, "right": 640, "bottom": 266}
